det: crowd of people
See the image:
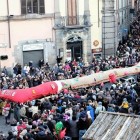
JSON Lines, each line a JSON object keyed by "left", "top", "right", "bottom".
{"left": 0, "top": 10, "right": 140, "bottom": 140}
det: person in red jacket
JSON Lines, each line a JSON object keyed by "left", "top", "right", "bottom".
{"left": 17, "top": 120, "right": 27, "bottom": 132}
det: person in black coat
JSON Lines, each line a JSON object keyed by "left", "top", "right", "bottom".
{"left": 77, "top": 111, "right": 89, "bottom": 140}
{"left": 7, "top": 131, "right": 14, "bottom": 140}
{"left": 41, "top": 99, "right": 52, "bottom": 113}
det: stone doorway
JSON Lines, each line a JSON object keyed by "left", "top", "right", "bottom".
{"left": 66, "top": 36, "right": 83, "bottom": 61}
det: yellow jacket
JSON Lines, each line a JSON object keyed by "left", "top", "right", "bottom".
{"left": 121, "top": 102, "right": 129, "bottom": 109}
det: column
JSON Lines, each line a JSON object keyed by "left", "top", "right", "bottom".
{"left": 54, "top": 0, "right": 60, "bottom": 14}
{"left": 84, "top": 0, "right": 90, "bottom": 14}
{"left": 84, "top": 0, "right": 90, "bottom": 63}
{"left": 102, "top": 0, "right": 116, "bottom": 58}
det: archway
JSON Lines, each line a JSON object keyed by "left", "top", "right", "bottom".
{"left": 66, "top": 36, "right": 83, "bottom": 61}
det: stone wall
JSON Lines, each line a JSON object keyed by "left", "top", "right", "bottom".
{"left": 102, "top": 0, "right": 117, "bottom": 58}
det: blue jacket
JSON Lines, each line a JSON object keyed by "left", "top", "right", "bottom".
{"left": 86, "top": 105, "right": 95, "bottom": 122}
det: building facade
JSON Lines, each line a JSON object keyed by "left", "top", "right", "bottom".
{"left": 0, "top": 0, "right": 55, "bottom": 72}
{"left": 102, "top": 0, "right": 133, "bottom": 58}
{"left": 54, "top": 0, "right": 92, "bottom": 63}
{"left": 54, "top": 0, "right": 105, "bottom": 62}
{"left": 0, "top": 0, "right": 102, "bottom": 70}
{"left": 0, "top": 0, "right": 136, "bottom": 72}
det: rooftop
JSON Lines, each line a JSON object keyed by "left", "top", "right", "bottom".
{"left": 82, "top": 111, "right": 140, "bottom": 140}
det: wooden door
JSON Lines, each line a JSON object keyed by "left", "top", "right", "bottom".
{"left": 67, "top": 0, "right": 77, "bottom": 25}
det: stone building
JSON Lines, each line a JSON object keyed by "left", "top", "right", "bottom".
{"left": 102, "top": 0, "right": 133, "bottom": 58}
{"left": 0, "top": 0, "right": 103, "bottom": 70}
{"left": 54, "top": 0, "right": 134, "bottom": 61}
{"left": 54, "top": 0, "right": 92, "bottom": 63}
{"left": 0, "top": 0, "right": 55, "bottom": 72}
{"left": 0, "top": 0, "right": 136, "bottom": 72}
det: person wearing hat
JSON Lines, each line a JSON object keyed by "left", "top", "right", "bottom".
{"left": 77, "top": 111, "right": 88, "bottom": 140}
{"left": 54, "top": 121, "right": 65, "bottom": 140}
{"left": 95, "top": 102, "right": 106, "bottom": 116}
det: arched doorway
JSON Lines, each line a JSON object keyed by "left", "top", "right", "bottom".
{"left": 66, "top": 36, "right": 83, "bottom": 61}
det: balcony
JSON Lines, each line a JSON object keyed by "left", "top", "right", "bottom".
{"left": 54, "top": 15, "right": 91, "bottom": 29}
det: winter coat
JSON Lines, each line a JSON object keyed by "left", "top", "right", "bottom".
{"left": 86, "top": 105, "right": 95, "bottom": 122}
{"left": 77, "top": 118, "right": 88, "bottom": 131}
{"left": 70, "top": 120, "right": 78, "bottom": 138}
{"left": 95, "top": 105, "right": 106, "bottom": 115}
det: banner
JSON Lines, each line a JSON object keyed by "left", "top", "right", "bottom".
{"left": 0, "top": 63, "right": 140, "bottom": 103}
{"left": 0, "top": 81, "right": 62, "bottom": 103}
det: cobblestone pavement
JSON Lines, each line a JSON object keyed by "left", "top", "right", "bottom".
{"left": 0, "top": 114, "right": 14, "bottom": 136}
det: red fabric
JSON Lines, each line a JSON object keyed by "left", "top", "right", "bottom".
{"left": 59, "top": 128, "right": 66, "bottom": 139}
{"left": 17, "top": 123, "right": 27, "bottom": 132}
{"left": 64, "top": 64, "right": 71, "bottom": 71}
{"left": 72, "top": 60, "right": 77, "bottom": 66}
{"left": 50, "top": 110, "right": 55, "bottom": 113}
{"left": 4, "top": 103, "right": 11, "bottom": 108}
{"left": 75, "top": 95, "right": 80, "bottom": 98}
{"left": 109, "top": 73, "right": 116, "bottom": 83}
{"left": 0, "top": 81, "right": 59, "bottom": 103}
{"left": 63, "top": 89, "right": 68, "bottom": 94}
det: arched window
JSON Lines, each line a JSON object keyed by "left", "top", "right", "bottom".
{"left": 21, "top": 0, "right": 45, "bottom": 15}
{"left": 67, "top": 0, "right": 77, "bottom": 25}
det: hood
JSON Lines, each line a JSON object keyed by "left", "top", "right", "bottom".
{"left": 87, "top": 105, "right": 93, "bottom": 111}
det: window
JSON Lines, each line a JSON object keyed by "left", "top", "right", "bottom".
{"left": 21, "top": 0, "right": 45, "bottom": 15}
{"left": 67, "top": 0, "right": 77, "bottom": 25}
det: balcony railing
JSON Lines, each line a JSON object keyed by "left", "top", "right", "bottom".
{"left": 55, "top": 15, "right": 90, "bottom": 28}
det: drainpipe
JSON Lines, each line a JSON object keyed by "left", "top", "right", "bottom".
{"left": 7, "top": 0, "right": 11, "bottom": 48}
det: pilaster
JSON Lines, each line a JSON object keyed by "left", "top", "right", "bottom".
{"left": 54, "top": 0, "right": 60, "bottom": 14}
{"left": 84, "top": 0, "right": 90, "bottom": 15}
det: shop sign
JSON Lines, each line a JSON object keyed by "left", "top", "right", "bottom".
{"left": 92, "top": 48, "right": 102, "bottom": 53}
{"left": 93, "top": 40, "right": 99, "bottom": 46}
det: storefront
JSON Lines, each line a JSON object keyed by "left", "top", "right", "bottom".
{"left": 22, "top": 43, "right": 44, "bottom": 67}
{"left": 92, "top": 48, "right": 102, "bottom": 59}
